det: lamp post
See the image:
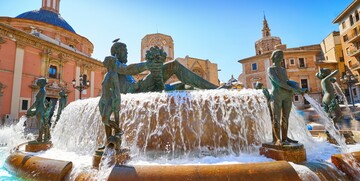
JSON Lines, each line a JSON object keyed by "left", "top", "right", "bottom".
{"left": 340, "top": 71, "right": 358, "bottom": 108}
{"left": 72, "top": 74, "right": 90, "bottom": 100}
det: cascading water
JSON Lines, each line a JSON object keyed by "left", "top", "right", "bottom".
{"left": 333, "top": 82, "right": 360, "bottom": 130}
{"left": 97, "top": 148, "right": 116, "bottom": 181}
{"left": 334, "top": 82, "right": 353, "bottom": 119}
{"left": 304, "top": 94, "right": 346, "bottom": 149}
{"left": 0, "top": 116, "right": 31, "bottom": 149}
{"left": 51, "top": 89, "right": 314, "bottom": 159}
{"left": 2, "top": 89, "right": 358, "bottom": 180}
{"left": 304, "top": 94, "right": 360, "bottom": 179}
{"left": 0, "top": 116, "right": 34, "bottom": 181}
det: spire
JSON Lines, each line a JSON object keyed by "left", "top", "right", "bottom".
{"left": 41, "top": 0, "right": 60, "bottom": 14}
{"left": 262, "top": 14, "right": 271, "bottom": 38}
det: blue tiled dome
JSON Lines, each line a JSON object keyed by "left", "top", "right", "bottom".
{"left": 16, "top": 9, "right": 75, "bottom": 33}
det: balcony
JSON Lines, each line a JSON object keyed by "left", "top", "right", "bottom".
{"left": 348, "top": 25, "right": 360, "bottom": 43}
{"left": 348, "top": 32, "right": 360, "bottom": 43}
{"left": 348, "top": 48, "right": 360, "bottom": 57}
{"left": 351, "top": 62, "right": 360, "bottom": 70}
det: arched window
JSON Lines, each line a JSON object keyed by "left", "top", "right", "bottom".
{"left": 356, "top": 10, "right": 359, "bottom": 22}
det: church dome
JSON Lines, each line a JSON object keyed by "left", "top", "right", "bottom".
{"left": 16, "top": 9, "right": 75, "bottom": 33}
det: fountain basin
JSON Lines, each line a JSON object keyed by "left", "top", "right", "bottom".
{"left": 331, "top": 151, "right": 360, "bottom": 179}
{"left": 5, "top": 151, "right": 72, "bottom": 181}
{"left": 107, "top": 161, "right": 301, "bottom": 181}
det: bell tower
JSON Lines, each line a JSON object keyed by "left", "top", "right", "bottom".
{"left": 41, "top": 0, "right": 60, "bottom": 14}
{"left": 255, "top": 15, "right": 282, "bottom": 55}
{"left": 262, "top": 15, "right": 271, "bottom": 38}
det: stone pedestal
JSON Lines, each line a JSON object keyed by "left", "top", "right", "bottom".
{"left": 93, "top": 148, "right": 130, "bottom": 169}
{"left": 318, "top": 130, "right": 357, "bottom": 145}
{"left": 25, "top": 141, "right": 52, "bottom": 152}
{"left": 259, "top": 142, "right": 306, "bottom": 163}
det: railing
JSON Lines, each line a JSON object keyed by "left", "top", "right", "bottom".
{"left": 350, "top": 62, "right": 360, "bottom": 69}
{"left": 348, "top": 31, "right": 360, "bottom": 43}
{"left": 348, "top": 48, "right": 360, "bottom": 57}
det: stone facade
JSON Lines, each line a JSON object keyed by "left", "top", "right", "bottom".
{"left": 141, "top": 33, "right": 174, "bottom": 62}
{"left": 175, "top": 56, "right": 219, "bottom": 86}
{"left": 239, "top": 18, "right": 339, "bottom": 108}
{"left": 135, "top": 33, "right": 219, "bottom": 86}
{"left": 333, "top": 0, "right": 360, "bottom": 103}
{"left": 0, "top": 0, "right": 104, "bottom": 120}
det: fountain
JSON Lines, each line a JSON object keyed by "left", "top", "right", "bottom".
{"left": 1, "top": 49, "right": 360, "bottom": 180}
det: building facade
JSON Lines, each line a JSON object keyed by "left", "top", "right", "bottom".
{"left": 0, "top": 0, "right": 104, "bottom": 121}
{"left": 239, "top": 17, "right": 339, "bottom": 108}
{"left": 135, "top": 33, "right": 219, "bottom": 86}
{"left": 333, "top": 0, "right": 360, "bottom": 104}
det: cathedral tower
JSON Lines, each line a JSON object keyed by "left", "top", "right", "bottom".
{"left": 255, "top": 15, "right": 282, "bottom": 55}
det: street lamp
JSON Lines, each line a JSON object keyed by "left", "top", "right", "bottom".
{"left": 340, "top": 71, "right": 358, "bottom": 108}
{"left": 72, "top": 74, "right": 90, "bottom": 99}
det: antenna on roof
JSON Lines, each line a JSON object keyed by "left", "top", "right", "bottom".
{"left": 113, "top": 38, "right": 120, "bottom": 43}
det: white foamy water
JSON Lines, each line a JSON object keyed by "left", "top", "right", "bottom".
{"left": 334, "top": 82, "right": 354, "bottom": 123}
{"left": 51, "top": 97, "right": 104, "bottom": 155}
{"left": 304, "top": 94, "right": 360, "bottom": 179}
{"left": 51, "top": 89, "right": 315, "bottom": 157}
{"left": 0, "top": 116, "right": 32, "bottom": 149}
{"left": 290, "top": 162, "right": 321, "bottom": 181}
{"left": 1, "top": 89, "right": 359, "bottom": 180}
{"left": 304, "top": 94, "right": 347, "bottom": 151}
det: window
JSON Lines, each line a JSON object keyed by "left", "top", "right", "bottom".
{"left": 251, "top": 63, "right": 257, "bottom": 71}
{"left": 289, "top": 58, "right": 295, "bottom": 65}
{"left": 343, "top": 34, "right": 349, "bottom": 42}
{"left": 340, "top": 57, "right": 344, "bottom": 62}
{"left": 294, "top": 95, "right": 299, "bottom": 102}
{"left": 301, "top": 79, "right": 308, "bottom": 90}
{"left": 49, "top": 65, "right": 58, "bottom": 78}
{"left": 350, "top": 15, "right": 354, "bottom": 26}
{"left": 298, "top": 58, "right": 305, "bottom": 68}
{"left": 356, "top": 10, "right": 360, "bottom": 21}
{"left": 300, "top": 79, "right": 310, "bottom": 104}
{"left": 82, "top": 74, "right": 88, "bottom": 85}
{"left": 342, "top": 21, "right": 346, "bottom": 29}
{"left": 20, "top": 98, "right": 30, "bottom": 112}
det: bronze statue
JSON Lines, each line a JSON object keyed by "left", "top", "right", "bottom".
{"left": 316, "top": 68, "right": 341, "bottom": 126}
{"left": 268, "top": 50, "right": 305, "bottom": 146}
{"left": 54, "top": 89, "right": 68, "bottom": 125}
{"left": 26, "top": 78, "right": 50, "bottom": 142}
{"left": 142, "top": 46, "right": 167, "bottom": 92}
{"left": 111, "top": 40, "right": 218, "bottom": 93}
{"left": 99, "top": 56, "right": 124, "bottom": 143}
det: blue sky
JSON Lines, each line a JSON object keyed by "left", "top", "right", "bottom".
{"left": 0, "top": 0, "right": 354, "bottom": 82}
